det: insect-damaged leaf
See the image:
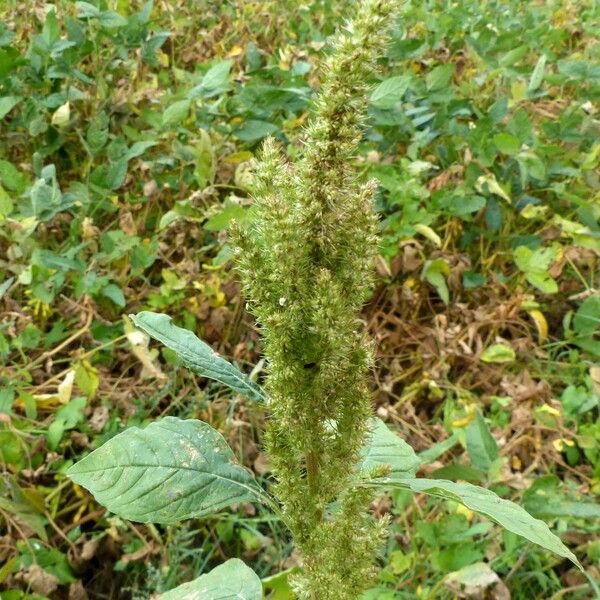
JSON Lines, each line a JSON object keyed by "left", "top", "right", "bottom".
{"left": 158, "top": 558, "right": 262, "bottom": 600}
{"left": 67, "top": 417, "right": 263, "bottom": 523}
{"left": 130, "top": 311, "right": 265, "bottom": 403}
{"left": 359, "top": 418, "right": 421, "bottom": 479}
{"left": 366, "top": 477, "right": 581, "bottom": 569}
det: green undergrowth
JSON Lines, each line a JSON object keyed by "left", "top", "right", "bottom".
{"left": 0, "top": 0, "right": 599, "bottom": 598}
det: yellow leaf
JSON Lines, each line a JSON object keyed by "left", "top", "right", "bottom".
{"left": 528, "top": 309, "right": 548, "bottom": 344}
{"left": 125, "top": 319, "right": 167, "bottom": 381}
{"left": 57, "top": 370, "right": 75, "bottom": 404}
{"left": 538, "top": 404, "right": 561, "bottom": 417}
{"left": 476, "top": 174, "right": 511, "bottom": 203}
{"left": 157, "top": 50, "right": 169, "bottom": 67}
{"left": 521, "top": 204, "right": 548, "bottom": 219}
{"left": 452, "top": 404, "right": 477, "bottom": 428}
{"left": 456, "top": 504, "right": 474, "bottom": 521}
{"left": 414, "top": 224, "right": 442, "bottom": 247}
{"left": 227, "top": 45, "right": 243, "bottom": 58}
{"left": 51, "top": 102, "right": 70, "bottom": 127}
{"left": 553, "top": 438, "right": 575, "bottom": 452}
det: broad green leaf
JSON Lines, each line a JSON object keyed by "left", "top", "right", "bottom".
{"left": 187, "top": 59, "right": 234, "bottom": 99}
{"left": 99, "top": 10, "right": 128, "bottom": 28}
{"left": 0, "top": 95, "right": 21, "bottom": 119}
{"left": 102, "top": 283, "right": 125, "bottom": 307}
{"left": 465, "top": 411, "right": 499, "bottom": 471}
{"left": 159, "top": 558, "right": 262, "bottom": 600}
{"left": 513, "top": 245, "right": 558, "bottom": 294}
{"left": 262, "top": 567, "right": 298, "bottom": 600}
{"left": 0, "top": 496, "right": 47, "bottom": 541}
{"left": 493, "top": 132, "right": 519, "bottom": 156}
{"left": 233, "top": 119, "right": 279, "bottom": 142}
{"left": 76, "top": 1, "right": 101, "bottom": 17}
{"left": 162, "top": 99, "right": 191, "bottom": 127}
{"left": 67, "top": 417, "right": 264, "bottom": 523}
{"left": 130, "top": 311, "right": 265, "bottom": 402}
{"left": 0, "top": 185, "right": 13, "bottom": 217}
{"left": 573, "top": 295, "right": 600, "bottom": 337}
{"left": 200, "top": 59, "right": 234, "bottom": 91}
{"left": 480, "top": 343, "right": 515, "bottom": 364}
{"left": 360, "top": 418, "right": 421, "bottom": 479}
{"left": 125, "top": 140, "right": 158, "bottom": 161}
{"left": 523, "top": 476, "right": 600, "bottom": 520}
{"left": 500, "top": 45, "right": 528, "bottom": 67}
{"left": 86, "top": 112, "right": 109, "bottom": 155}
{"left": 367, "top": 478, "right": 581, "bottom": 569}
{"left": 204, "top": 198, "right": 247, "bottom": 231}
{"left": 426, "top": 64, "right": 454, "bottom": 90}
{"left": 370, "top": 75, "right": 411, "bottom": 108}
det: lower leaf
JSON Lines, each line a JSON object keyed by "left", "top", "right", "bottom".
{"left": 367, "top": 477, "right": 581, "bottom": 569}
{"left": 158, "top": 558, "right": 262, "bottom": 600}
{"left": 67, "top": 417, "right": 264, "bottom": 523}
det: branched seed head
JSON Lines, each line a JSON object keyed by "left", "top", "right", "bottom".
{"left": 233, "top": 0, "right": 400, "bottom": 596}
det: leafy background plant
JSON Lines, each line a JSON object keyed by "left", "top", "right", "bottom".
{"left": 0, "top": 0, "right": 599, "bottom": 598}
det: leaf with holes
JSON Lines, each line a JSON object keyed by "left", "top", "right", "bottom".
{"left": 366, "top": 477, "right": 581, "bottom": 568}
{"left": 130, "top": 312, "right": 265, "bottom": 403}
{"left": 159, "top": 558, "right": 262, "bottom": 600}
{"left": 67, "top": 417, "right": 264, "bottom": 523}
{"left": 359, "top": 418, "right": 421, "bottom": 479}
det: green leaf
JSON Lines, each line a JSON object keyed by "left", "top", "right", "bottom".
{"left": 523, "top": 476, "right": 600, "bottom": 520}
{"left": 125, "top": 141, "right": 158, "bottom": 161}
{"left": 359, "top": 418, "right": 421, "bottom": 479}
{"left": 500, "top": 45, "right": 528, "bottom": 67}
{"left": 233, "top": 119, "right": 278, "bottom": 142}
{"left": 99, "top": 10, "right": 128, "bottom": 28}
{"left": 513, "top": 245, "right": 558, "bottom": 294}
{"left": 162, "top": 99, "right": 191, "bottom": 127}
{"left": 367, "top": 478, "right": 581, "bottom": 568}
{"left": 262, "top": 567, "right": 298, "bottom": 600}
{"left": 370, "top": 75, "right": 411, "bottom": 109}
{"left": 91, "top": 159, "right": 128, "bottom": 191}
{"left": 47, "top": 397, "right": 87, "bottom": 450}
{"left": 76, "top": 2, "right": 101, "bottom": 18}
{"left": 159, "top": 558, "right": 262, "bottom": 600}
{"left": 67, "top": 417, "right": 264, "bottom": 523}
{"left": 528, "top": 55, "right": 547, "bottom": 92}
{"left": 465, "top": 411, "right": 499, "bottom": 471}
{"left": 86, "top": 112, "right": 109, "bottom": 155}
{"left": 0, "top": 95, "right": 21, "bottom": 119}
{"left": 0, "top": 185, "right": 13, "bottom": 218}
{"left": 102, "top": 283, "right": 125, "bottom": 307}
{"left": 0, "top": 496, "right": 47, "bottom": 541}
{"left": 130, "top": 311, "right": 265, "bottom": 402}
{"left": 480, "top": 343, "right": 515, "bottom": 364}
{"left": 0, "top": 159, "right": 27, "bottom": 193}
{"left": 426, "top": 64, "right": 454, "bottom": 90}
{"left": 204, "top": 198, "right": 247, "bottom": 231}
{"left": 422, "top": 259, "right": 450, "bottom": 304}
{"left": 493, "top": 132, "right": 519, "bottom": 156}
{"left": 200, "top": 59, "right": 234, "bottom": 91}
{"left": 573, "top": 295, "right": 600, "bottom": 337}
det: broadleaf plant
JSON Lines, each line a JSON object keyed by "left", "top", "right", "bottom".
{"left": 67, "top": 0, "right": 581, "bottom": 597}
